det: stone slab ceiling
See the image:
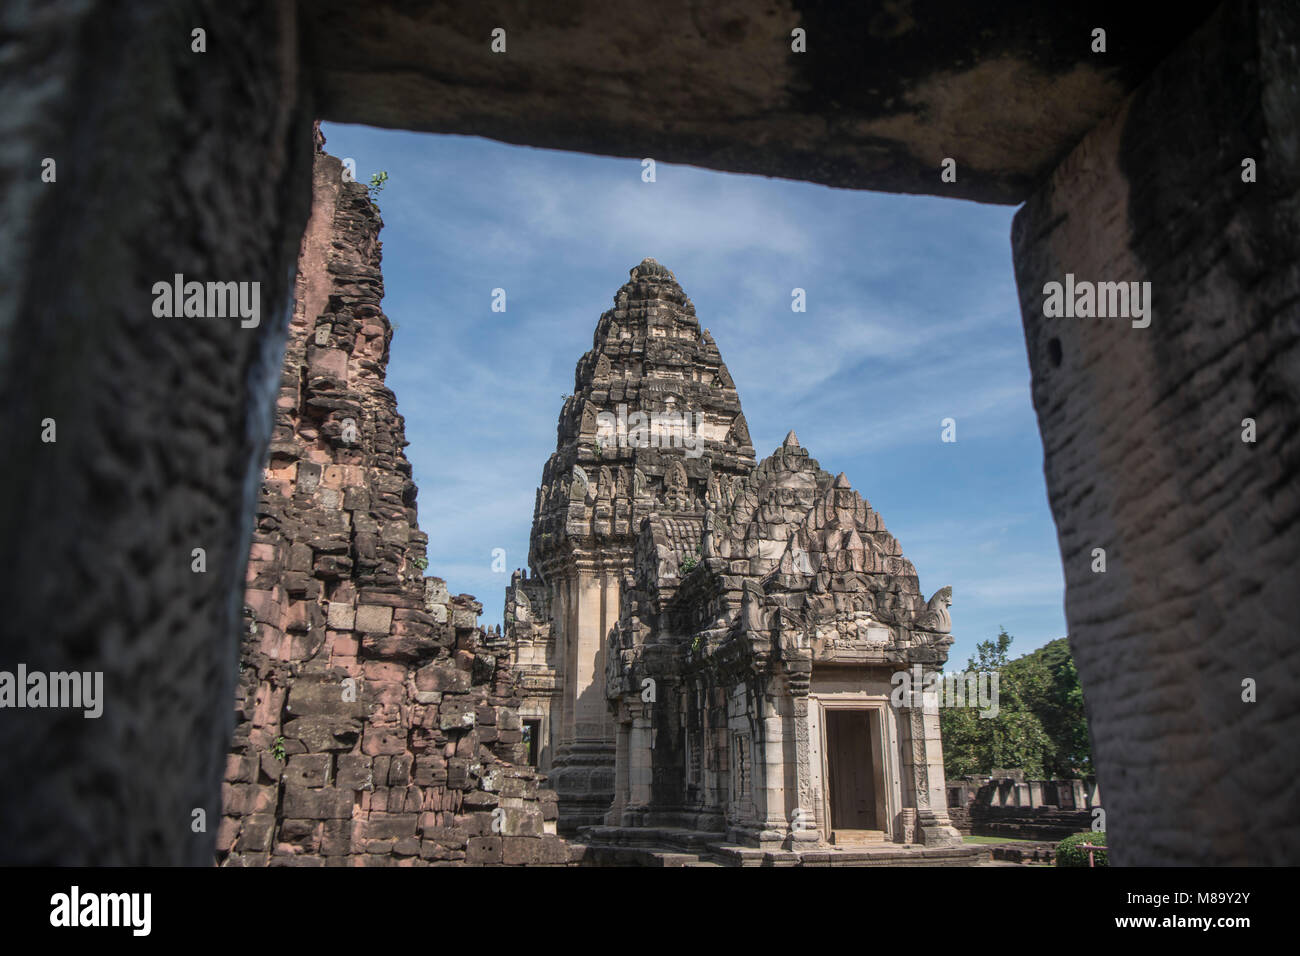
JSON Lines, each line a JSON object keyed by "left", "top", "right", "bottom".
{"left": 302, "top": 0, "right": 1220, "bottom": 204}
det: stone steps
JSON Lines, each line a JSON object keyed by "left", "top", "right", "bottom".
{"left": 575, "top": 826, "right": 985, "bottom": 867}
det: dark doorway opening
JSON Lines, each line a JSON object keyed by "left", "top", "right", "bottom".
{"left": 826, "top": 709, "right": 879, "bottom": 837}
{"left": 523, "top": 719, "right": 542, "bottom": 768}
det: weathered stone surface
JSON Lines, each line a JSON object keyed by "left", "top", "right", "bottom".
{"left": 365, "top": 812, "right": 418, "bottom": 840}
{"left": 327, "top": 602, "right": 357, "bottom": 629}
{"left": 466, "top": 836, "right": 503, "bottom": 865}
{"left": 336, "top": 755, "right": 375, "bottom": 791}
{"left": 415, "top": 662, "right": 470, "bottom": 694}
{"left": 282, "top": 716, "right": 363, "bottom": 753}
{"left": 0, "top": 0, "right": 313, "bottom": 865}
{"left": 1009, "top": 0, "right": 1300, "bottom": 865}
{"left": 218, "top": 132, "right": 568, "bottom": 867}
{"left": 283, "top": 787, "right": 354, "bottom": 820}
{"left": 355, "top": 604, "right": 395, "bottom": 634}
{"left": 303, "top": 1, "right": 1220, "bottom": 204}
{"left": 284, "top": 754, "right": 332, "bottom": 789}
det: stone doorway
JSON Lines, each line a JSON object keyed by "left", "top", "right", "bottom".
{"left": 825, "top": 709, "right": 885, "bottom": 844}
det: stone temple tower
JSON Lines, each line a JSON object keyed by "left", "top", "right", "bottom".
{"left": 506, "top": 258, "right": 757, "bottom": 831}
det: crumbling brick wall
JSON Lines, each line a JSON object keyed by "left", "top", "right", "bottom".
{"left": 219, "top": 126, "right": 568, "bottom": 866}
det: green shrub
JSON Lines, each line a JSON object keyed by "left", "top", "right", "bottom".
{"left": 1056, "top": 830, "right": 1107, "bottom": 867}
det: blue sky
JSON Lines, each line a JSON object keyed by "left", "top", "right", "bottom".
{"left": 320, "top": 122, "right": 1067, "bottom": 668}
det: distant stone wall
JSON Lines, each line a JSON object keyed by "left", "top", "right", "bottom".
{"left": 219, "top": 127, "right": 569, "bottom": 866}
{"left": 946, "top": 773, "right": 1099, "bottom": 841}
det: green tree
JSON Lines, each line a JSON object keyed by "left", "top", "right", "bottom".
{"left": 939, "top": 630, "right": 1091, "bottom": 778}
{"left": 1005, "top": 637, "right": 1093, "bottom": 776}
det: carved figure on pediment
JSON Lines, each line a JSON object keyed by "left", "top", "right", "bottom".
{"left": 671, "top": 459, "right": 688, "bottom": 490}
{"left": 571, "top": 465, "right": 591, "bottom": 500}
{"left": 594, "top": 352, "right": 612, "bottom": 380}
{"left": 633, "top": 466, "right": 648, "bottom": 499}
{"left": 706, "top": 471, "right": 722, "bottom": 510}
{"left": 776, "top": 610, "right": 809, "bottom": 659}
{"left": 875, "top": 589, "right": 899, "bottom": 623}
{"left": 730, "top": 414, "right": 751, "bottom": 446}
{"left": 598, "top": 466, "right": 613, "bottom": 501}
{"left": 916, "top": 586, "right": 952, "bottom": 633}
{"left": 702, "top": 509, "right": 717, "bottom": 558}
{"left": 614, "top": 465, "right": 628, "bottom": 499}
{"left": 665, "top": 458, "right": 690, "bottom": 511}
{"left": 741, "top": 579, "right": 766, "bottom": 635}
{"left": 580, "top": 402, "right": 598, "bottom": 435}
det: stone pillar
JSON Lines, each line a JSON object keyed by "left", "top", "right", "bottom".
{"left": 787, "top": 676, "right": 822, "bottom": 846}
{"left": 1087, "top": 778, "right": 1102, "bottom": 811}
{"left": 1010, "top": 0, "right": 1300, "bottom": 864}
{"left": 547, "top": 566, "right": 617, "bottom": 831}
{"left": 604, "top": 715, "right": 630, "bottom": 826}
{"left": 573, "top": 571, "right": 606, "bottom": 741}
{"left": 559, "top": 577, "right": 578, "bottom": 745}
{"left": 0, "top": 0, "right": 313, "bottom": 864}
{"left": 1071, "top": 779, "right": 1087, "bottom": 811}
{"left": 622, "top": 701, "right": 653, "bottom": 826}
{"left": 904, "top": 687, "right": 962, "bottom": 847}
{"left": 755, "top": 690, "right": 790, "bottom": 846}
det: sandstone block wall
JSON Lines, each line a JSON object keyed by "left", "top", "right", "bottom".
{"left": 219, "top": 127, "right": 568, "bottom": 866}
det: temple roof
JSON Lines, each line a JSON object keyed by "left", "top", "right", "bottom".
{"left": 528, "top": 260, "right": 756, "bottom": 577}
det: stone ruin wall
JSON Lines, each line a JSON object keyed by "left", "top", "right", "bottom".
{"left": 946, "top": 773, "right": 1101, "bottom": 841}
{"left": 218, "top": 126, "right": 570, "bottom": 866}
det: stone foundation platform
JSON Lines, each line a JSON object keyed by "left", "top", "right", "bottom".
{"left": 577, "top": 825, "right": 983, "bottom": 867}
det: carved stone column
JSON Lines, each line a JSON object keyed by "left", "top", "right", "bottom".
{"left": 787, "top": 672, "right": 822, "bottom": 847}
{"left": 905, "top": 678, "right": 962, "bottom": 847}
{"left": 621, "top": 699, "right": 653, "bottom": 827}
{"left": 755, "top": 688, "right": 790, "bottom": 846}
{"left": 604, "top": 703, "right": 631, "bottom": 826}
